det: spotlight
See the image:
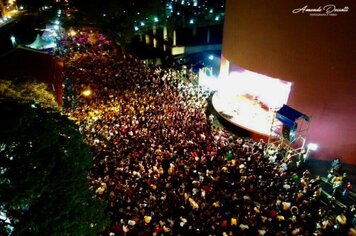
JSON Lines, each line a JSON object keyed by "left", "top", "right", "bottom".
{"left": 307, "top": 143, "right": 318, "bottom": 151}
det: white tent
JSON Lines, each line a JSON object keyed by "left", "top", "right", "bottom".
{"left": 26, "top": 34, "right": 56, "bottom": 50}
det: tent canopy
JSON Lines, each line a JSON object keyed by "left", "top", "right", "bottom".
{"left": 26, "top": 34, "right": 56, "bottom": 50}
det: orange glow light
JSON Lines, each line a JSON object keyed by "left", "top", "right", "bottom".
{"left": 81, "top": 89, "right": 92, "bottom": 97}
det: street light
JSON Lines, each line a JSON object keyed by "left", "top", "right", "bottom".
{"left": 69, "top": 29, "right": 76, "bottom": 37}
{"left": 10, "top": 35, "right": 16, "bottom": 47}
{"left": 307, "top": 143, "right": 318, "bottom": 151}
{"left": 81, "top": 89, "right": 92, "bottom": 97}
{"left": 305, "top": 143, "right": 318, "bottom": 160}
{"left": 68, "top": 89, "right": 93, "bottom": 108}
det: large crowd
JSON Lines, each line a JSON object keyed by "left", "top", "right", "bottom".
{"left": 59, "top": 29, "right": 356, "bottom": 235}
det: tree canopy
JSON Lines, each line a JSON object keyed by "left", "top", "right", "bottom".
{"left": 0, "top": 98, "right": 109, "bottom": 235}
{"left": 0, "top": 78, "right": 60, "bottom": 111}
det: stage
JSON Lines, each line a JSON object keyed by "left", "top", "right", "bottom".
{"left": 211, "top": 91, "right": 275, "bottom": 140}
{"left": 200, "top": 66, "right": 292, "bottom": 140}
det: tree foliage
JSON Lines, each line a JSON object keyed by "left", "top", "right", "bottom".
{"left": 0, "top": 78, "right": 60, "bottom": 111}
{"left": 16, "top": 0, "right": 58, "bottom": 11}
{"left": 0, "top": 100, "right": 109, "bottom": 235}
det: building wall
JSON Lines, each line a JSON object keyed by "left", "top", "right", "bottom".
{"left": 222, "top": 0, "right": 356, "bottom": 164}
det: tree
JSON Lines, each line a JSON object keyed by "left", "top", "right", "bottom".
{"left": 0, "top": 78, "right": 60, "bottom": 111}
{"left": 0, "top": 99, "right": 109, "bottom": 235}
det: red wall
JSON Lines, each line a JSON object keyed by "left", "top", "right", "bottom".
{"left": 222, "top": 0, "right": 356, "bottom": 164}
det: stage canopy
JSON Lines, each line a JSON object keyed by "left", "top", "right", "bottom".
{"left": 26, "top": 34, "right": 56, "bottom": 50}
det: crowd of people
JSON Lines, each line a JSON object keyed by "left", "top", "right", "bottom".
{"left": 59, "top": 29, "right": 356, "bottom": 235}
{"left": 326, "top": 158, "right": 353, "bottom": 198}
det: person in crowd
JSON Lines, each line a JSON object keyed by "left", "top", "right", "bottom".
{"left": 343, "top": 181, "right": 353, "bottom": 198}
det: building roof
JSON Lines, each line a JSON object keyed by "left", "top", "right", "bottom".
{"left": 0, "top": 46, "right": 63, "bottom": 105}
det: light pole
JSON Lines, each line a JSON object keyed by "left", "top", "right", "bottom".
{"left": 10, "top": 35, "right": 16, "bottom": 47}
{"left": 306, "top": 143, "right": 318, "bottom": 160}
{"left": 70, "top": 89, "right": 92, "bottom": 108}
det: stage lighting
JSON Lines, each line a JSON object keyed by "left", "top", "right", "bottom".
{"left": 307, "top": 143, "right": 318, "bottom": 151}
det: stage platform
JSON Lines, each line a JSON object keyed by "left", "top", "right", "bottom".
{"left": 211, "top": 91, "right": 275, "bottom": 140}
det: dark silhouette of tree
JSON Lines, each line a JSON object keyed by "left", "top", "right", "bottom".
{"left": 0, "top": 99, "right": 109, "bottom": 235}
{"left": 16, "top": 0, "right": 53, "bottom": 10}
